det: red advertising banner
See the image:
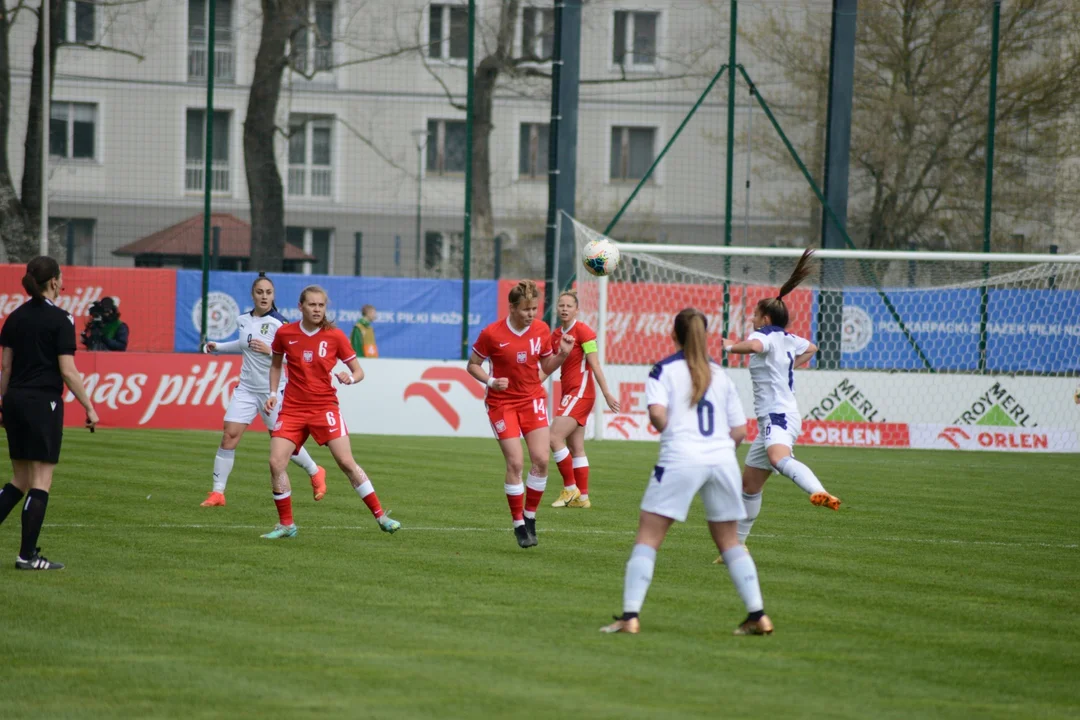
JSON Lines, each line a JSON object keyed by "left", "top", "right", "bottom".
{"left": 0, "top": 265, "right": 176, "bottom": 352}
{"left": 60, "top": 352, "right": 245, "bottom": 430}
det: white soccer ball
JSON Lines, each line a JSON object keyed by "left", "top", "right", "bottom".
{"left": 582, "top": 238, "right": 621, "bottom": 277}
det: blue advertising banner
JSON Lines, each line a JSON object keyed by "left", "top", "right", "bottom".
{"left": 175, "top": 271, "right": 499, "bottom": 359}
{"left": 818, "top": 287, "right": 1080, "bottom": 373}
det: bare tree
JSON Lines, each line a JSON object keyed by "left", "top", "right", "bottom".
{"left": 0, "top": 0, "right": 149, "bottom": 262}
{"left": 747, "top": 0, "right": 1080, "bottom": 252}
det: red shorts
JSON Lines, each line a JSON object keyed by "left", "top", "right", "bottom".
{"left": 272, "top": 407, "right": 347, "bottom": 447}
{"left": 487, "top": 397, "right": 549, "bottom": 440}
{"left": 556, "top": 392, "right": 595, "bottom": 427}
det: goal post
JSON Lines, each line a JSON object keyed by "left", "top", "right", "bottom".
{"left": 568, "top": 216, "right": 1080, "bottom": 453}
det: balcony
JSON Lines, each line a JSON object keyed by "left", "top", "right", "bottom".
{"left": 188, "top": 36, "right": 235, "bottom": 83}
{"left": 186, "top": 161, "right": 231, "bottom": 194}
{"left": 288, "top": 166, "right": 332, "bottom": 198}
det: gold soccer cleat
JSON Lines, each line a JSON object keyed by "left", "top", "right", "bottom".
{"left": 600, "top": 617, "right": 640, "bottom": 634}
{"left": 810, "top": 492, "right": 842, "bottom": 511}
{"left": 567, "top": 495, "right": 591, "bottom": 509}
{"left": 551, "top": 487, "right": 581, "bottom": 508}
{"left": 734, "top": 615, "right": 774, "bottom": 636}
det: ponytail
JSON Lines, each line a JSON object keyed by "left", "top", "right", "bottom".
{"left": 299, "top": 285, "right": 335, "bottom": 330}
{"left": 755, "top": 248, "right": 816, "bottom": 329}
{"left": 22, "top": 256, "right": 61, "bottom": 301}
{"left": 674, "top": 308, "right": 711, "bottom": 405}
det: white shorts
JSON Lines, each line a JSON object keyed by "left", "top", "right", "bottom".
{"left": 746, "top": 412, "right": 802, "bottom": 471}
{"left": 639, "top": 455, "right": 745, "bottom": 523}
{"left": 224, "top": 386, "right": 279, "bottom": 427}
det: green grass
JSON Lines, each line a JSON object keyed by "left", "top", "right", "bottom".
{"left": 1, "top": 430, "right": 1078, "bottom": 719}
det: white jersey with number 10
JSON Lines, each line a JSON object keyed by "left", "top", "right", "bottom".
{"left": 645, "top": 351, "right": 747, "bottom": 467}
{"left": 747, "top": 326, "right": 811, "bottom": 418}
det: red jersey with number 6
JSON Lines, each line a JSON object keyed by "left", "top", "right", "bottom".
{"left": 271, "top": 323, "right": 356, "bottom": 412}
{"left": 472, "top": 317, "right": 553, "bottom": 409}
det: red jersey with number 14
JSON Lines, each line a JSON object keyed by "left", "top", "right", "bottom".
{"left": 271, "top": 323, "right": 356, "bottom": 412}
{"left": 472, "top": 317, "right": 553, "bottom": 409}
{"left": 552, "top": 320, "right": 597, "bottom": 401}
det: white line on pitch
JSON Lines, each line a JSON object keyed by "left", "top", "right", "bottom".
{"left": 42, "top": 524, "right": 1077, "bottom": 549}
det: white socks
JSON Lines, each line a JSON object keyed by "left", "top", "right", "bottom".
{"left": 290, "top": 447, "right": 319, "bottom": 476}
{"left": 354, "top": 480, "right": 375, "bottom": 498}
{"left": 212, "top": 448, "right": 235, "bottom": 493}
{"left": 737, "top": 491, "right": 762, "bottom": 543}
{"left": 775, "top": 456, "right": 826, "bottom": 496}
{"left": 623, "top": 544, "right": 657, "bottom": 614}
{"left": 572, "top": 456, "right": 589, "bottom": 499}
{"left": 721, "top": 545, "right": 764, "bottom": 613}
{"left": 553, "top": 446, "right": 570, "bottom": 463}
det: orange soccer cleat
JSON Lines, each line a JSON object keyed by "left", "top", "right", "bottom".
{"left": 200, "top": 491, "right": 226, "bottom": 507}
{"left": 311, "top": 466, "right": 327, "bottom": 501}
{"left": 810, "top": 492, "right": 842, "bottom": 511}
{"left": 734, "top": 615, "right": 774, "bottom": 636}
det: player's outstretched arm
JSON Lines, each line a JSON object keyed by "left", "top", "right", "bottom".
{"left": 723, "top": 338, "right": 765, "bottom": 355}
{"left": 205, "top": 339, "right": 242, "bottom": 354}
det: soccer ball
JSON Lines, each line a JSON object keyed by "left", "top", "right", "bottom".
{"left": 581, "top": 238, "right": 621, "bottom": 277}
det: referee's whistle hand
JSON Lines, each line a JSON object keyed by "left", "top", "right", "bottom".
{"left": 85, "top": 408, "right": 100, "bottom": 431}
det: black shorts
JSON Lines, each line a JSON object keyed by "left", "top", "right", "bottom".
{"left": 3, "top": 389, "right": 65, "bottom": 464}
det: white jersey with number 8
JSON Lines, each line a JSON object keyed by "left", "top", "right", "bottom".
{"left": 645, "top": 351, "right": 747, "bottom": 467}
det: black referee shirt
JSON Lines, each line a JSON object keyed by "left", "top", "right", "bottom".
{"left": 0, "top": 298, "right": 77, "bottom": 396}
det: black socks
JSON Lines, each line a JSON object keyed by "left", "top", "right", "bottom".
{"left": 19, "top": 489, "right": 49, "bottom": 560}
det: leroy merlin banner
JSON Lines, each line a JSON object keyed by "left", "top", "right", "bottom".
{"left": 821, "top": 288, "right": 1080, "bottom": 373}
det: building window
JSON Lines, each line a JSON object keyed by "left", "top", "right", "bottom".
{"left": 188, "top": 0, "right": 234, "bottom": 82}
{"left": 610, "top": 126, "right": 656, "bottom": 181}
{"left": 613, "top": 10, "right": 658, "bottom": 68}
{"left": 185, "top": 109, "right": 231, "bottom": 193}
{"left": 291, "top": 0, "right": 334, "bottom": 74}
{"left": 518, "top": 122, "right": 549, "bottom": 179}
{"left": 57, "top": 1, "right": 96, "bottom": 44}
{"left": 49, "top": 102, "right": 96, "bottom": 160}
{"left": 521, "top": 6, "right": 554, "bottom": 61}
{"left": 428, "top": 4, "right": 468, "bottom": 60}
{"left": 426, "top": 119, "right": 467, "bottom": 176}
{"left": 288, "top": 116, "right": 333, "bottom": 198}
{"left": 287, "top": 227, "right": 332, "bottom": 275}
{"left": 50, "top": 217, "right": 95, "bottom": 266}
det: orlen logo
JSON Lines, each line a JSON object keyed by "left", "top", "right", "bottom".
{"left": 937, "top": 426, "right": 970, "bottom": 449}
{"left": 606, "top": 414, "right": 659, "bottom": 440}
{"left": 403, "top": 367, "right": 484, "bottom": 430}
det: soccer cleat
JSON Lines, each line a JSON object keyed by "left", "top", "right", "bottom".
{"left": 378, "top": 513, "right": 401, "bottom": 534}
{"left": 734, "top": 614, "right": 774, "bottom": 636}
{"left": 200, "top": 491, "right": 226, "bottom": 507}
{"left": 514, "top": 524, "right": 536, "bottom": 549}
{"left": 261, "top": 523, "right": 298, "bottom": 539}
{"left": 810, "top": 492, "right": 842, "bottom": 511}
{"left": 524, "top": 517, "right": 538, "bottom": 546}
{"left": 311, "top": 466, "right": 328, "bottom": 501}
{"left": 551, "top": 488, "right": 580, "bottom": 508}
{"left": 567, "top": 495, "right": 591, "bottom": 509}
{"left": 15, "top": 549, "right": 64, "bottom": 571}
{"left": 712, "top": 543, "right": 747, "bottom": 565}
{"left": 600, "top": 615, "right": 640, "bottom": 634}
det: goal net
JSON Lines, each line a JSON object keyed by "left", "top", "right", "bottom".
{"left": 569, "top": 216, "right": 1080, "bottom": 453}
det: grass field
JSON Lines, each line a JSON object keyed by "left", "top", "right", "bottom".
{"left": 0, "top": 429, "right": 1078, "bottom": 719}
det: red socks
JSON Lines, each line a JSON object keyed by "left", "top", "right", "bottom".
{"left": 524, "top": 474, "right": 547, "bottom": 514}
{"left": 505, "top": 483, "right": 525, "bottom": 522}
{"left": 554, "top": 449, "right": 575, "bottom": 488}
{"left": 355, "top": 480, "right": 384, "bottom": 519}
{"left": 573, "top": 458, "right": 590, "bottom": 496}
{"left": 273, "top": 491, "right": 294, "bottom": 526}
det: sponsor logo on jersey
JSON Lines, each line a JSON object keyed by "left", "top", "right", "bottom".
{"left": 953, "top": 381, "right": 1037, "bottom": 427}
{"left": 806, "top": 378, "right": 886, "bottom": 422}
{"left": 303, "top": 350, "right": 314, "bottom": 363}
{"left": 517, "top": 351, "right": 527, "bottom": 364}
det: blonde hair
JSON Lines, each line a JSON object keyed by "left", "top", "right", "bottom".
{"left": 558, "top": 290, "right": 579, "bottom": 307}
{"left": 508, "top": 279, "right": 541, "bottom": 307}
{"left": 299, "top": 285, "right": 335, "bottom": 330}
{"left": 674, "top": 308, "right": 711, "bottom": 405}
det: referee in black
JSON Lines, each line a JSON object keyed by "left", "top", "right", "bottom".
{"left": 0, "top": 256, "right": 97, "bottom": 570}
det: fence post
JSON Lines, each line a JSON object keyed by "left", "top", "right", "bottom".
{"left": 354, "top": 232, "right": 363, "bottom": 276}
{"left": 460, "top": 0, "right": 475, "bottom": 360}
{"left": 721, "top": 0, "right": 737, "bottom": 367}
{"left": 40, "top": 0, "right": 50, "bottom": 257}
{"left": 200, "top": 0, "right": 217, "bottom": 349}
{"left": 978, "top": 0, "right": 1002, "bottom": 373}
{"left": 1049, "top": 244, "right": 1058, "bottom": 290}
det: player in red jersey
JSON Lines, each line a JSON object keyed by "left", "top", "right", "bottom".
{"left": 467, "top": 280, "right": 574, "bottom": 548}
{"left": 260, "top": 285, "right": 401, "bottom": 539}
{"left": 546, "top": 290, "right": 619, "bottom": 509}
